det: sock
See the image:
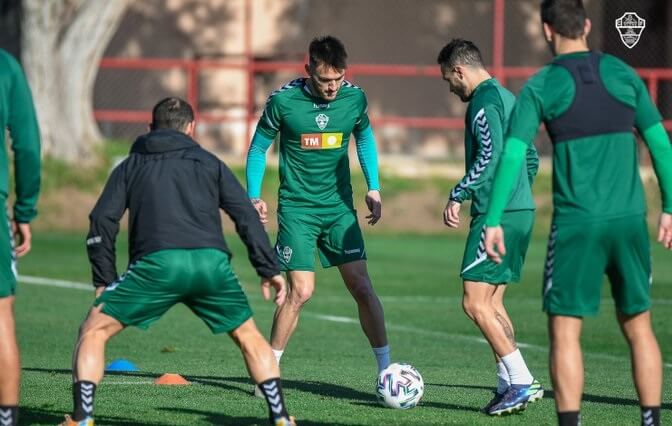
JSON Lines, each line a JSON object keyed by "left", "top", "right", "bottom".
{"left": 501, "top": 349, "right": 533, "bottom": 385}
{"left": 258, "top": 377, "right": 289, "bottom": 422}
{"left": 0, "top": 406, "right": 18, "bottom": 426}
{"left": 272, "top": 349, "right": 284, "bottom": 365}
{"left": 72, "top": 381, "right": 96, "bottom": 421}
{"left": 496, "top": 361, "right": 510, "bottom": 393}
{"left": 641, "top": 406, "right": 660, "bottom": 426}
{"left": 372, "top": 345, "right": 391, "bottom": 372}
{"left": 558, "top": 411, "right": 581, "bottom": 426}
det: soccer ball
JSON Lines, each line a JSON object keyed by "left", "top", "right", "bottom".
{"left": 376, "top": 362, "right": 424, "bottom": 409}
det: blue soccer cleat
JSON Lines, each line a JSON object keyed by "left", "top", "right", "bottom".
{"left": 487, "top": 380, "right": 543, "bottom": 416}
{"left": 481, "top": 389, "right": 506, "bottom": 413}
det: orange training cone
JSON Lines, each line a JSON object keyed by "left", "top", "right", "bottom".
{"left": 154, "top": 373, "right": 190, "bottom": 385}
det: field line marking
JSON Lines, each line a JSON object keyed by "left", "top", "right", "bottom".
{"left": 18, "top": 274, "right": 672, "bottom": 370}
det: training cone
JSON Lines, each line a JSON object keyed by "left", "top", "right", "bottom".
{"left": 105, "top": 358, "right": 139, "bottom": 372}
{"left": 154, "top": 373, "right": 190, "bottom": 385}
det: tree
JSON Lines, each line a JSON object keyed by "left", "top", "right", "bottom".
{"left": 21, "top": 0, "right": 129, "bottom": 161}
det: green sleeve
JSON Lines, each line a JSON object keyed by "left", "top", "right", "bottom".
{"left": 449, "top": 105, "right": 502, "bottom": 202}
{"left": 526, "top": 144, "right": 539, "bottom": 186}
{"left": 506, "top": 82, "right": 544, "bottom": 145}
{"left": 485, "top": 138, "right": 528, "bottom": 226}
{"left": 642, "top": 123, "right": 672, "bottom": 213}
{"left": 255, "top": 94, "right": 282, "bottom": 140}
{"left": 7, "top": 56, "right": 41, "bottom": 223}
{"left": 631, "top": 70, "right": 663, "bottom": 133}
{"left": 353, "top": 92, "right": 371, "bottom": 133}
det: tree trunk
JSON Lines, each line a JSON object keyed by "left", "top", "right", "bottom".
{"left": 21, "top": 0, "right": 128, "bottom": 162}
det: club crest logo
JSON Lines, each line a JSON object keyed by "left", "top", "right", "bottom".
{"left": 277, "top": 245, "right": 293, "bottom": 263}
{"left": 315, "top": 113, "right": 329, "bottom": 130}
{"left": 615, "top": 12, "right": 646, "bottom": 49}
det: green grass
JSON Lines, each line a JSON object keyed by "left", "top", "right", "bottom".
{"left": 14, "top": 232, "right": 672, "bottom": 425}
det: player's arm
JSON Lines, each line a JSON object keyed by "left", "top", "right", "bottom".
{"left": 632, "top": 69, "right": 672, "bottom": 248}
{"left": 246, "top": 94, "right": 281, "bottom": 223}
{"left": 86, "top": 162, "right": 127, "bottom": 289}
{"left": 526, "top": 144, "right": 540, "bottom": 186}
{"left": 353, "top": 94, "right": 382, "bottom": 225}
{"left": 220, "top": 161, "right": 280, "bottom": 278}
{"left": 485, "top": 83, "right": 543, "bottom": 262}
{"left": 6, "top": 53, "right": 41, "bottom": 250}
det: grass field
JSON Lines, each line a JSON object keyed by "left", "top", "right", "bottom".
{"left": 14, "top": 231, "right": 672, "bottom": 425}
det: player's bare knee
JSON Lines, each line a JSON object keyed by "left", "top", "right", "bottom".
{"left": 348, "top": 278, "right": 376, "bottom": 303}
{"left": 462, "top": 297, "right": 488, "bottom": 323}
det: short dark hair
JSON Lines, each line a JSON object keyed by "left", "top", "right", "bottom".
{"left": 309, "top": 35, "right": 348, "bottom": 70}
{"left": 540, "top": 0, "right": 587, "bottom": 39}
{"left": 151, "top": 97, "right": 194, "bottom": 131}
{"left": 436, "top": 39, "right": 485, "bottom": 69}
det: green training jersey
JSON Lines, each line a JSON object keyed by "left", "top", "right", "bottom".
{"left": 450, "top": 78, "right": 538, "bottom": 216}
{"left": 255, "top": 78, "right": 370, "bottom": 212}
{"left": 0, "top": 49, "right": 41, "bottom": 223}
{"left": 508, "top": 51, "right": 662, "bottom": 224}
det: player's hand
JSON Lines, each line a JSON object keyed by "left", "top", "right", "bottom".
{"left": 261, "top": 274, "right": 286, "bottom": 306}
{"left": 12, "top": 221, "right": 31, "bottom": 257}
{"left": 94, "top": 286, "right": 105, "bottom": 298}
{"left": 658, "top": 212, "right": 672, "bottom": 250}
{"left": 443, "top": 200, "right": 461, "bottom": 228}
{"left": 365, "top": 190, "right": 382, "bottom": 225}
{"left": 484, "top": 226, "right": 506, "bottom": 264}
{"left": 251, "top": 199, "right": 268, "bottom": 224}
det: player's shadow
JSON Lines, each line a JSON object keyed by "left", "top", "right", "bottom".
{"left": 158, "top": 407, "right": 361, "bottom": 426}
{"left": 20, "top": 406, "right": 169, "bottom": 426}
{"left": 428, "top": 383, "right": 672, "bottom": 410}
{"left": 195, "top": 375, "right": 376, "bottom": 403}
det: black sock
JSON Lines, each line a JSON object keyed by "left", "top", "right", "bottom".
{"left": 641, "top": 406, "right": 660, "bottom": 426}
{"left": 558, "top": 411, "right": 581, "bottom": 426}
{"left": 258, "top": 377, "right": 289, "bottom": 423}
{"left": 72, "top": 381, "right": 96, "bottom": 421}
{"left": 0, "top": 406, "right": 18, "bottom": 426}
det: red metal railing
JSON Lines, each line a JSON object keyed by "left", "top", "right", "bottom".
{"left": 94, "top": 0, "right": 672, "bottom": 138}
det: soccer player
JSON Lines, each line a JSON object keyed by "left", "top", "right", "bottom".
{"left": 483, "top": 1, "right": 672, "bottom": 425}
{"left": 246, "top": 35, "right": 390, "bottom": 385}
{"left": 437, "top": 39, "right": 542, "bottom": 416}
{"left": 63, "top": 98, "right": 295, "bottom": 426}
{"left": 0, "top": 48, "right": 41, "bottom": 426}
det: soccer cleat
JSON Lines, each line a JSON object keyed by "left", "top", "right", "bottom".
{"left": 273, "top": 416, "right": 296, "bottom": 426}
{"left": 487, "top": 380, "right": 543, "bottom": 416}
{"left": 480, "top": 389, "right": 506, "bottom": 413}
{"left": 59, "top": 415, "right": 94, "bottom": 426}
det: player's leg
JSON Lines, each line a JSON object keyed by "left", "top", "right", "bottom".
{"left": 270, "top": 270, "right": 315, "bottom": 353}
{"left": 64, "top": 251, "right": 182, "bottom": 425}
{"left": 66, "top": 306, "right": 124, "bottom": 425}
{"left": 318, "top": 209, "right": 389, "bottom": 372}
{"left": 230, "top": 318, "right": 294, "bottom": 425}
{"left": 186, "top": 248, "right": 295, "bottom": 425}
{"left": 270, "top": 211, "right": 321, "bottom": 364}
{"left": 0, "top": 297, "right": 19, "bottom": 426}
{"left": 548, "top": 315, "right": 583, "bottom": 423}
{"left": 338, "top": 259, "right": 389, "bottom": 371}
{"left": 543, "top": 220, "right": 606, "bottom": 425}
{"left": 616, "top": 311, "right": 662, "bottom": 426}
{"left": 490, "top": 285, "right": 512, "bottom": 393}
{"left": 608, "top": 215, "right": 661, "bottom": 426}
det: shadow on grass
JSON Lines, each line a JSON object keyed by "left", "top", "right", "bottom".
{"left": 20, "top": 406, "right": 168, "bottom": 426}
{"left": 158, "top": 407, "right": 362, "bottom": 426}
{"left": 428, "top": 382, "right": 672, "bottom": 410}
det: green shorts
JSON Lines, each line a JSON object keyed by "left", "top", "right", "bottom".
{"left": 94, "top": 248, "right": 252, "bottom": 334}
{"left": 0, "top": 207, "right": 17, "bottom": 298}
{"left": 543, "top": 215, "right": 651, "bottom": 317}
{"left": 276, "top": 209, "right": 366, "bottom": 271}
{"left": 460, "top": 210, "right": 534, "bottom": 284}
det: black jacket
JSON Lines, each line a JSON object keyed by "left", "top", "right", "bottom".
{"left": 86, "top": 129, "right": 279, "bottom": 287}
